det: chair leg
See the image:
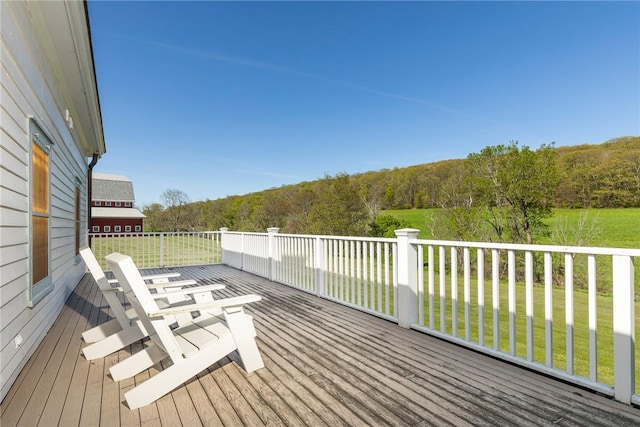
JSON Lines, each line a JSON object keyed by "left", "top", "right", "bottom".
{"left": 82, "top": 319, "right": 122, "bottom": 343}
{"left": 225, "top": 310, "right": 264, "bottom": 373}
{"left": 110, "top": 345, "right": 167, "bottom": 381}
{"left": 82, "top": 325, "right": 146, "bottom": 360}
{"left": 124, "top": 335, "right": 236, "bottom": 409}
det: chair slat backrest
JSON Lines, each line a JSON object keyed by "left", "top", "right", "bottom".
{"left": 106, "top": 253, "right": 184, "bottom": 363}
{"left": 80, "top": 247, "right": 130, "bottom": 329}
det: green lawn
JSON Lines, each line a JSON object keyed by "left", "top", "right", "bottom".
{"left": 385, "top": 208, "right": 640, "bottom": 248}
{"left": 90, "top": 234, "right": 222, "bottom": 269}
{"left": 418, "top": 272, "right": 639, "bottom": 387}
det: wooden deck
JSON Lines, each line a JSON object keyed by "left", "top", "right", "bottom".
{"left": 2, "top": 264, "right": 639, "bottom": 426}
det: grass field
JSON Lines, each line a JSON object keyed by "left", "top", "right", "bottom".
{"left": 90, "top": 233, "right": 222, "bottom": 270}
{"left": 418, "top": 272, "right": 639, "bottom": 387}
{"left": 385, "top": 207, "right": 640, "bottom": 248}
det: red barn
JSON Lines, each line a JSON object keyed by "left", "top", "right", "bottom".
{"left": 91, "top": 173, "right": 145, "bottom": 233}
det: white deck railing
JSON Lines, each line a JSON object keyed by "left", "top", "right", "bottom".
{"left": 220, "top": 227, "right": 639, "bottom": 406}
{"left": 89, "top": 227, "right": 638, "bottom": 405}
{"left": 89, "top": 231, "right": 222, "bottom": 269}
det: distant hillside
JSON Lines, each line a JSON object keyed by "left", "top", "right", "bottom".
{"left": 150, "top": 136, "right": 640, "bottom": 232}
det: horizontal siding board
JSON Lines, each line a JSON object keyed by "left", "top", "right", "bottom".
{"left": 0, "top": 226, "right": 27, "bottom": 247}
{"left": 0, "top": 244, "right": 28, "bottom": 269}
{"left": 0, "top": 100, "right": 27, "bottom": 146}
{"left": 0, "top": 129, "right": 29, "bottom": 170}
{"left": 0, "top": 206, "right": 27, "bottom": 227}
{"left": 1, "top": 59, "right": 31, "bottom": 126}
{"left": 0, "top": 180, "right": 28, "bottom": 208}
{"left": 0, "top": 261, "right": 28, "bottom": 305}
{"left": 0, "top": 163, "right": 27, "bottom": 196}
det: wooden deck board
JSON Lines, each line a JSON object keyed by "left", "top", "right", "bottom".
{"left": 2, "top": 264, "right": 639, "bottom": 426}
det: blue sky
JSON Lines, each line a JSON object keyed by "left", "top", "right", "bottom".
{"left": 88, "top": 1, "right": 640, "bottom": 207}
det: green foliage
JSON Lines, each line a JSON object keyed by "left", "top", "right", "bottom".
{"left": 147, "top": 137, "right": 638, "bottom": 235}
{"left": 368, "top": 214, "right": 412, "bottom": 238}
{"left": 142, "top": 202, "right": 166, "bottom": 232}
{"left": 464, "top": 142, "right": 559, "bottom": 243}
{"left": 303, "top": 173, "right": 369, "bottom": 236}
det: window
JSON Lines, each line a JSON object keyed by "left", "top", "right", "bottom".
{"left": 115, "top": 201, "right": 121, "bottom": 207}
{"left": 95, "top": 201, "right": 101, "bottom": 206}
{"left": 105, "top": 201, "right": 111, "bottom": 206}
{"left": 124, "top": 202, "right": 131, "bottom": 207}
{"left": 29, "top": 119, "right": 53, "bottom": 306}
{"left": 92, "top": 226, "right": 100, "bottom": 233}
{"left": 135, "top": 225, "right": 141, "bottom": 232}
{"left": 104, "top": 225, "right": 111, "bottom": 233}
{"left": 114, "top": 225, "right": 121, "bottom": 232}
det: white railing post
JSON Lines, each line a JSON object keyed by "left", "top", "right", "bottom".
{"left": 159, "top": 232, "right": 165, "bottom": 268}
{"left": 219, "top": 227, "right": 229, "bottom": 265}
{"left": 240, "top": 232, "right": 245, "bottom": 270}
{"left": 315, "top": 237, "right": 326, "bottom": 297}
{"left": 612, "top": 255, "right": 635, "bottom": 404}
{"left": 267, "top": 227, "right": 279, "bottom": 281}
{"left": 395, "top": 228, "right": 420, "bottom": 329}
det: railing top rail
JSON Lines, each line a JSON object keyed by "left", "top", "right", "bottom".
{"left": 89, "top": 231, "right": 220, "bottom": 236}
{"left": 278, "top": 234, "right": 396, "bottom": 243}
{"left": 221, "top": 230, "right": 397, "bottom": 244}
{"left": 410, "top": 238, "right": 640, "bottom": 256}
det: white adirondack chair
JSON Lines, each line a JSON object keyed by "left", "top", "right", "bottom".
{"left": 106, "top": 252, "right": 264, "bottom": 410}
{"left": 80, "top": 247, "right": 225, "bottom": 360}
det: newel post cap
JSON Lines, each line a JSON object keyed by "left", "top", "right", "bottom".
{"left": 394, "top": 228, "right": 420, "bottom": 238}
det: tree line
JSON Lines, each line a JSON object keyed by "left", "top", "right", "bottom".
{"left": 143, "top": 136, "right": 639, "bottom": 243}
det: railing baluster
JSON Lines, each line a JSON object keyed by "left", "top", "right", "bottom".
{"left": 385, "top": 242, "right": 390, "bottom": 315}
{"left": 492, "top": 249, "right": 500, "bottom": 351}
{"left": 357, "top": 241, "right": 363, "bottom": 305}
{"left": 544, "top": 252, "right": 553, "bottom": 368}
{"left": 377, "top": 242, "right": 382, "bottom": 313}
{"left": 364, "top": 241, "right": 369, "bottom": 308}
{"left": 477, "top": 248, "right": 484, "bottom": 346}
{"left": 452, "top": 247, "right": 458, "bottom": 338}
{"left": 439, "top": 246, "right": 446, "bottom": 333}
{"left": 464, "top": 247, "right": 470, "bottom": 341}
{"left": 370, "top": 241, "right": 375, "bottom": 310}
{"left": 508, "top": 249, "right": 516, "bottom": 356}
{"left": 418, "top": 245, "right": 424, "bottom": 326}
{"left": 565, "top": 253, "right": 574, "bottom": 375}
{"left": 525, "top": 250, "right": 534, "bottom": 362}
{"left": 588, "top": 254, "right": 597, "bottom": 382}
{"left": 429, "top": 245, "right": 435, "bottom": 330}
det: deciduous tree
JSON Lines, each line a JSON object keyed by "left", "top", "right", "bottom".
{"left": 160, "top": 189, "right": 191, "bottom": 232}
{"left": 466, "top": 141, "right": 559, "bottom": 244}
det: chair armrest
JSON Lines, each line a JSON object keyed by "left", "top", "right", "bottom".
{"left": 146, "top": 279, "right": 198, "bottom": 289}
{"left": 107, "top": 276, "right": 192, "bottom": 291}
{"left": 141, "top": 272, "right": 181, "bottom": 281}
{"left": 150, "top": 284, "right": 225, "bottom": 299}
{"left": 148, "top": 294, "right": 261, "bottom": 318}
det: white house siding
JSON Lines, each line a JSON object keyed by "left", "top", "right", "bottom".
{"left": 1, "top": 1, "right": 103, "bottom": 401}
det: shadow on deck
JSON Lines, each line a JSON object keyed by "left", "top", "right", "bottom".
{"left": 2, "top": 264, "right": 639, "bottom": 426}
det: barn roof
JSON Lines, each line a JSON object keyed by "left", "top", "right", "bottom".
{"left": 92, "top": 173, "right": 136, "bottom": 202}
